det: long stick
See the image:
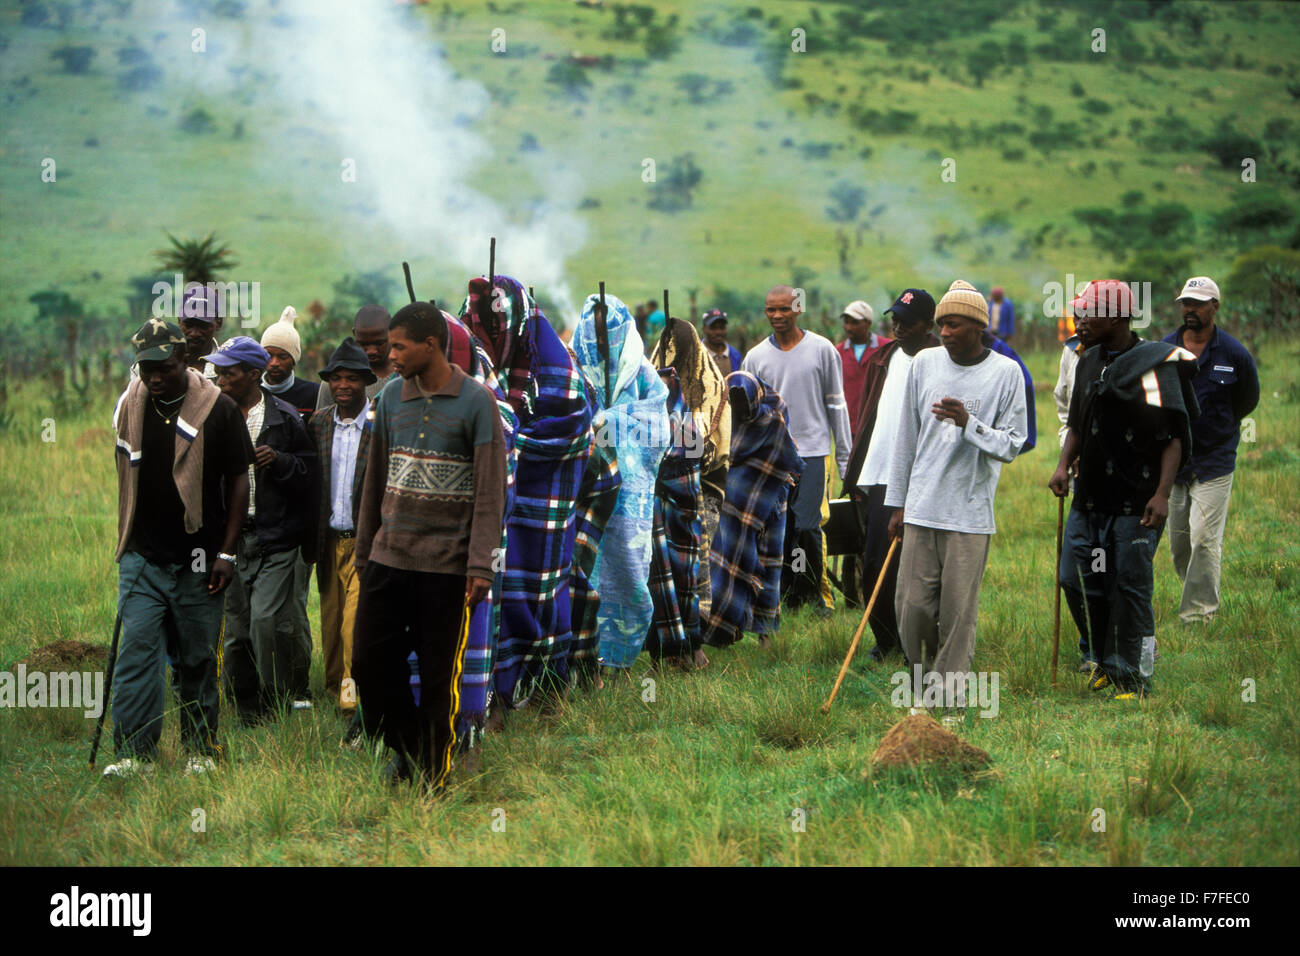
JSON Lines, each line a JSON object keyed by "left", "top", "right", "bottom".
{"left": 1051, "top": 493, "right": 1064, "bottom": 687}
{"left": 402, "top": 261, "right": 416, "bottom": 303}
{"left": 821, "top": 536, "right": 899, "bottom": 714}
{"left": 597, "top": 281, "right": 610, "bottom": 407}
{"left": 89, "top": 610, "right": 123, "bottom": 768}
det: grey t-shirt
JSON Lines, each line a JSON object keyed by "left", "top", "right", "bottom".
{"left": 741, "top": 329, "right": 852, "bottom": 478}
{"left": 884, "top": 347, "right": 1027, "bottom": 535}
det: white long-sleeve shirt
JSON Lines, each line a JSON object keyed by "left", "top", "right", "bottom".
{"left": 884, "top": 347, "right": 1026, "bottom": 535}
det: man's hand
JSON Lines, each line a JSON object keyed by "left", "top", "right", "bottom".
{"left": 887, "top": 508, "right": 904, "bottom": 541}
{"left": 208, "top": 556, "right": 235, "bottom": 595}
{"left": 254, "top": 444, "right": 277, "bottom": 469}
{"left": 1048, "top": 467, "right": 1071, "bottom": 498}
{"left": 931, "top": 397, "right": 969, "bottom": 429}
{"left": 466, "top": 576, "right": 492, "bottom": 607}
{"left": 1141, "top": 493, "right": 1169, "bottom": 530}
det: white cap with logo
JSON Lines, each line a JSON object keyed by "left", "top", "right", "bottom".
{"left": 1176, "top": 276, "right": 1220, "bottom": 302}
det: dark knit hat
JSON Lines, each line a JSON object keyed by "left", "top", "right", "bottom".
{"left": 319, "top": 336, "right": 378, "bottom": 385}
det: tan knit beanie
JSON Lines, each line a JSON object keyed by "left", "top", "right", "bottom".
{"left": 261, "top": 306, "right": 302, "bottom": 362}
{"left": 936, "top": 280, "right": 989, "bottom": 327}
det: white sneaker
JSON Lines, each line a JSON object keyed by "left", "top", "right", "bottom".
{"left": 941, "top": 714, "right": 965, "bottom": 730}
{"left": 102, "top": 758, "right": 154, "bottom": 779}
{"left": 908, "top": 706, "right": 928, "bottom": 716}
{"left": 292, "top": 699, "right": 313, "bottom": 711}
{"left": 183, "top": 755, "right": 216, "bottom": 776}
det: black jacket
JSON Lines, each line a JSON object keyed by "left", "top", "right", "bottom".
{"left": 250, "top": 390, "right": 318, "bottom": 555}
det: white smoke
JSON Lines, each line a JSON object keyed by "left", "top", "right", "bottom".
{"left": 263, "top": 0, "right": 587, "bottom": 322}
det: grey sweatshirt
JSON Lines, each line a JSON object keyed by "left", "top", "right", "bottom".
{"left": 742, "top": 330, "right": 852, "bottom": 478}
{"left": 884, "top": 346, "right": 1027, "bottom": 535}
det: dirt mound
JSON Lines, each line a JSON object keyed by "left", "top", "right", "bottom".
{"left": 869, "top": 714, "right": 991, "bottom": 772}
{"left": 13, "top": 640, "right": 109, "bottom": 672}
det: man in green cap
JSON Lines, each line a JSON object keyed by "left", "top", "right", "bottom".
{"left": 106, "top": 319, "right": 253, "bottom": 777}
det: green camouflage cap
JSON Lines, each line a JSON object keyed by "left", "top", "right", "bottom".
{"left": 131, "top": 317, "right": 186, "bottom": 362}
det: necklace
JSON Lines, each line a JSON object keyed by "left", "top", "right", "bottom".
{"left": 150, "top": 394, "right": 182, "bottom": 424}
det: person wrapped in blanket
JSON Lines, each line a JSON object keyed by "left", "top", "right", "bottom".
{"left": 443, "top": 310, "right": 518, "bottom": 749}
{"left": 701, "top": 371, "right": 803, "bottom": 649}
{"left": 645, "top": 316, "right": 730, "bottom": 670}
{"left": 566, "top": 363, "right": 622, "bottom": 688}
{"left": 461, "top": 276, "right": 592, "bottom": 714}
{"left": 572, "top": 292, "right": 671, "bottom": 678}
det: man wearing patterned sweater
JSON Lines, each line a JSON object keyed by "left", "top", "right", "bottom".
{"left": 352, "top": 303, "right": 506, "bottom": 791}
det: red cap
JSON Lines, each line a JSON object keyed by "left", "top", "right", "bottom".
{"left": 1069, "top": 279, "right": 1133, "bottom": 319}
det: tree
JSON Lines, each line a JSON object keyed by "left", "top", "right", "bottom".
{"left": 675, "top": 73, "right": 711, "bottom": 105}
{"left": 154, "top": 231, "right": 238, "bottom": 285}
{"left": 826, "top": 181, "right": 867, "bottom": 222}
{"left": 647, "top": 154, "right": 703, "bottom": 212}
{"left": 50, "top": 46, "right": 96, "bottom": 74}
{"left": 545, "top": 60, "right": 591, "bottom": 101}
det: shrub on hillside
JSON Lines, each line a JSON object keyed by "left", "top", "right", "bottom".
{"left": 1227, "top": 245, "right": 1300, "bottom": 333}
{"left": 119, "top": 64, "right": 162, "bottom": 91}
{"left": 51, "top": 46, "right": 95, "bottom": 74}
{"left": 179, "top": 107, "right": 216, "bottom": 134}
{"left": 1202, "top": 130, "right": 1264, "bottom": 170}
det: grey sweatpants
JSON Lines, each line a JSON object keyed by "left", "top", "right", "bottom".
{"left": 895, "top": 524, "right": 990, "bottom": 698}
{"left": 223, "top": 530, "right": 302, "bottom": 718}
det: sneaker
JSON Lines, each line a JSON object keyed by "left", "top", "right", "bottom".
{"left": 908, "top": 706, "right": 928, "bottom": 716}
{"left": 102, "top": 757, "right": 154, "bottom": 779}
{"left": 1077, "top": 658, "right": 1098, "bottom": 674}
{"left": 1089, "top": 672, "right": 1111, "bottom": 692}
{"left": 292, "top": 699, "right": 313, "bottom": 711}
{"left": 1113, "top": 688, "right": 1148, "bottom": 701}
{"left": 941, "top": 714, "right": 965, "bottom": 729}
{"left": 340, "top": 714, "right": 365, "bottom": 752}
{"left": 183, "top": 755, "right": 217, "bottom": 776}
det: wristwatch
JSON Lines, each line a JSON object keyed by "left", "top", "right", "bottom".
{"left": 217, "top": 552, "right": 238, "bottom": 566}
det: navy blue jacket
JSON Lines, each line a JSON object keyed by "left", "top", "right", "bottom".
{"left": 1162, "top": 325, "right": 1259, "bottom": 482}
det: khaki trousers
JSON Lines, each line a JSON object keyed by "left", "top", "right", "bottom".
{"left": 1169, "top": 472, "right": 1235, "bottom": 623}
{"left": 895, "top": 525, "right": 990, "bottom": 695}
{"left": 318, "top": 534, "right": 360, "bottom": 710}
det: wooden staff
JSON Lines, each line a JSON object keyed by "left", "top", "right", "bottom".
{"left": 821, "top": 536, "right": 899, "bottom": 714}
{"left": 402, "top": 261, "right": 417, "bottom": 303}
{"left": 596, "top": 281, "right": 610, "bottom": 407}
{"left": 1051, "top": 493, "right": 1064, "bottom": 687}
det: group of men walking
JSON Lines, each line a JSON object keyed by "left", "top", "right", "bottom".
{"left": 103, "top": 266, "right": 1258, "bottom": 785}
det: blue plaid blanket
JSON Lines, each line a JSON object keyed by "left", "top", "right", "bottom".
{"left": 702, "top": 372, "right": 803, "bottom": 647}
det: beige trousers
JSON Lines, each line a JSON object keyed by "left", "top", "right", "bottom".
{"left": 1168, "top": 472, "right": 1235, "bottom": 623}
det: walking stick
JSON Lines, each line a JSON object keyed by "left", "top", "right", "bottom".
{"left": 821, "top": 536, "right": 899, "bottom": 714}
{"left": 88, "top": 609, "right": 123, "bottom": 768}
{"left": 1051, "top": 493, "right": 1064, "bottom": 687}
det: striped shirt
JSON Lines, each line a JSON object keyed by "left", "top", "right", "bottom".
{"left": 355, "top": 366, "right": 506, "bottom": 579}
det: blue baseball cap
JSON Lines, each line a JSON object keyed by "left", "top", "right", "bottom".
{"left": 204, "top": 335, "right": 269, "bottom": 369}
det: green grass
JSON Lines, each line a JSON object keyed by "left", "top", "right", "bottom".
{"left": 2, "top": 341, "right": 1297, "bottom": 865}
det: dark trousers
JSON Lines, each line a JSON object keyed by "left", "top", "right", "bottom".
{"left": 1059, "top": 509, "right": 1160, "bottom": 693}
{"left": 114, "top": 552, "right": 223, "bottom": 758}
{"left": 861, "top": 484, "right": 902, "bottom": 655}
{"left": 352, "top": 562, "right": 468, "bottom": 789}
{"left": 782, "top": 455, "right": 826, "bottom": 608}
{"left": 223, "top": 530, "right": 302, "bottom": 720}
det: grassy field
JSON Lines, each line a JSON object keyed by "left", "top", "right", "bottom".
{"left": 2, "top": 340, "right": 1297, "bottom": 866}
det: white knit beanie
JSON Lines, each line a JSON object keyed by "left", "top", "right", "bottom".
{"left": 935, "top": 280, "right": 989, "bottom": 327}
{"left": 261, "top": 306, "right": 302, "bottom": 362}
